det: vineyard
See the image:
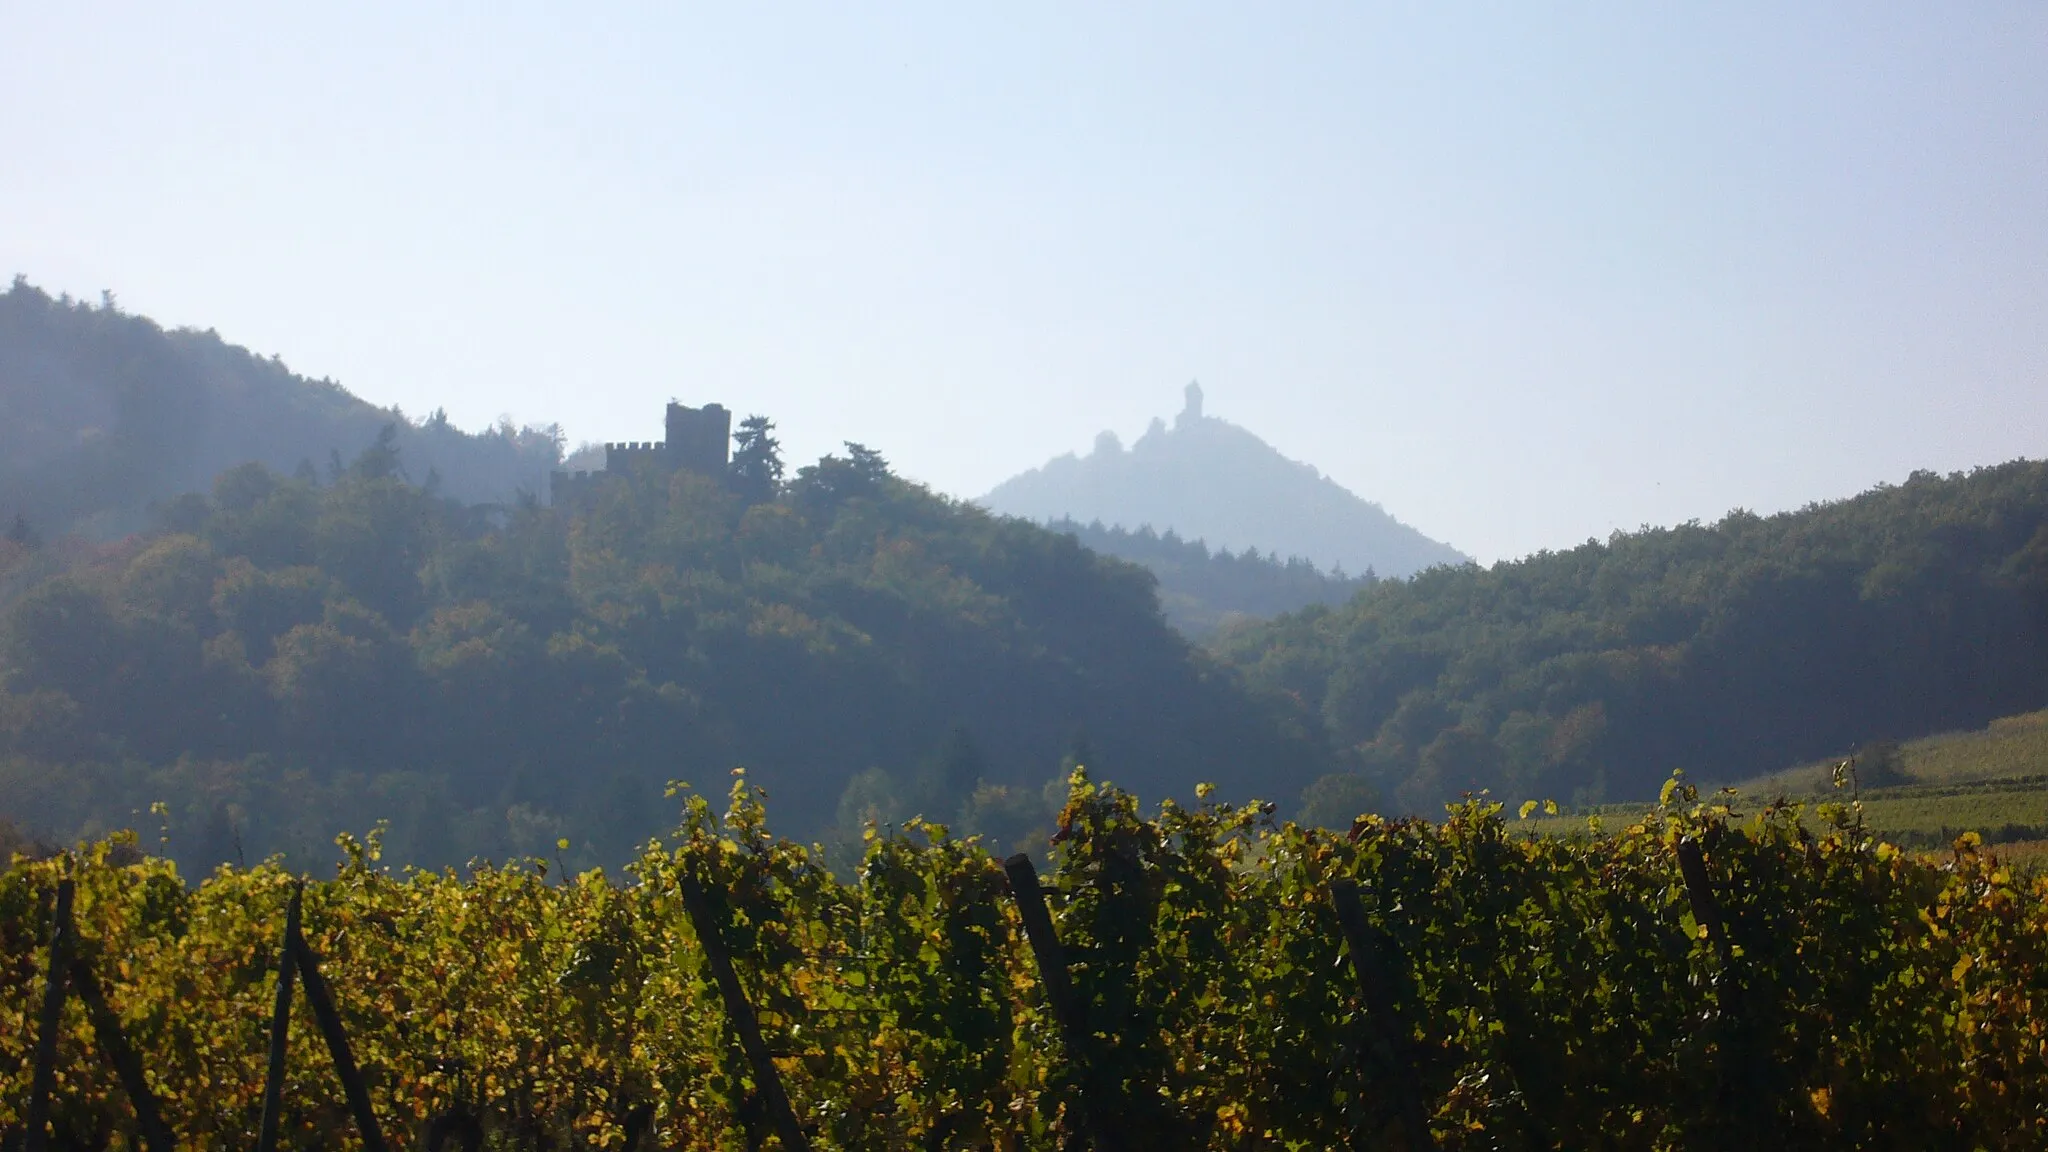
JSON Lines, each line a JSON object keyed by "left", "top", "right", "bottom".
{"left": 7, "top": 770, "right": 2048, "bottom": 1150}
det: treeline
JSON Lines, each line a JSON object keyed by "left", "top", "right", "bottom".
{"left": 0, "top": 426, "right": 1317, "bottom": 872}
{"left": 1047, "top": 518, "right": 1377, "bottom": 636}
{"left": 0, "top": 278, "right": 562, "bottom": 540}
{"left": 1219, "top": 462, "right": 2048, "bottom": 812}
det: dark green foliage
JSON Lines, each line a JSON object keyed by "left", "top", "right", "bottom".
{"left": 1853, "top": 738, "right": 1909, "bottom": 788}
{"left": 0, "top": 442, "right": 1319, "bottom": 873}
{"left": 1295, "top": 770, "right": 1382, "bottom": 829}
{"left": 790, "top": 441, "right": 891, "bottom": 517}
{"left": 1049, "top": 518, "right": 1377, "bottom": 636}
{"left": 0, "top": 279, "right": 562, "bottom": 541}
{"left": 1219, "top": 462, "right": 2048, "bottom": 812}
{"left": 726, "top": 414, "right": 784, "bottom": 505}
{"left": 4, "top": 515, "right": 37, "bottom": 550}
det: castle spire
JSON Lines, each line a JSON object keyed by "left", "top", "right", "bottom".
{"left": 1179, "top": 379, "right": 1205, "bottom": 427}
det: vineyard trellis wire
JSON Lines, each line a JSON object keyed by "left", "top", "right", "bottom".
{"left": 6, "top": 768, "right": 2048, "bottom": 1150}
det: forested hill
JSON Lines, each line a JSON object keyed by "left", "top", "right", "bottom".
{"left": 1218, "top": 462, "right": 2048, "bottom": 813}
{"left": 0, "top": 432, "right": 1322, "bottom": 873}
{"left": 1049, "top": 518, "right": 1376, "bottom": 637}
{"left": 980, "top": 382, "right": 1467, "bottom": 579}
{"left": 0, "top": 278, "right": 562, "bottom": 540}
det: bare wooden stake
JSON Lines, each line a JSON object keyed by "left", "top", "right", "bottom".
{"left": 291, "top": 921, "right": 389, "bottom": 1152}
{"left": 256, "top": 883, "right": 302, "bottom": 1152}
{"left": 68, "top": 957, "right": 174, "bottom": 1152}
{"left": 1328, "top": 877, "right": 1433, "bottom": 1151}
{"left": 1675, "top": 836, "right": 1756, "bottom": 1137}
{"left": 1676, "top": 838, "right": 1734, "bottom": 963}
{"left": 1002, "top": 853, "right": 1114, "bottom": 1151}
{"left": 677, "top": 871, "right": 812, "bottom": 1152}
{"left": 1676, "top": 837, "right": 1748, "bottom": 1025}
{"left": 24, "top": 877, "right": 74, "bottom": 1152}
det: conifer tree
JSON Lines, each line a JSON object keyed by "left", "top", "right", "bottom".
{"left": 729, "top": 414, "right": 785, "bottom": 504}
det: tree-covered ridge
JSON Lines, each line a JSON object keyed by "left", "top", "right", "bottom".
{"left": 0, "top": 278, "right": 562, "bottom": 541}
{"left": 1046, "top": 517, "right": 1377, "bottom": 637}
{"left": 1218, "top": 462, "right": 2048, "bottom": 813}
{"left": 0, "top": 430, "right": 1319, "bottom": 873}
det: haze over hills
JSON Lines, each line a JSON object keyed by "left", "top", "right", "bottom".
{"left": 0, "top": 289, "right": 1327, "bottom": 871}
{"left": 1047, "top": 518, "right": 1378, "bottom": 638}
{"left": 980, "top": 383, "right": 1468, "bottom": 580}
{"left": 0, "top": 281, "right": 2042, "bottom": 885}
{"left": 0, "top": 279, "right": 563, "bottom": 540}
{"left": 0, "top": 410, "right": 1324, "bottom": 873}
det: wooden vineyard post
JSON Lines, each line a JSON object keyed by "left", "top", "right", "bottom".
{"left": 256, "top": 884, "right": 302, "bottom": 1152}
{"left": 1675, "top": 837, "right": 1756, "bottom": 1136}
{"left": 18, "top": 873, "right": 175, "bottom": 1152}
{"left": 676, "top": 872, "right": 812, "bottom": 1152}
{"left": 24, "top": 878, "right": 74, "bottom": 1152}
{"left": 67, "top": 958, "right": 174, "bottom": 1152}
{"left": 1002, "top": 853, "right": 1115, "bottom": 1151}
{"left": 1675, "top": 838, "right": 1735, "bottom": 969}
{"left": 255, "top": 880, "right": 389, "bottom": 1152}
{"left": 1327, "top": 877, "right": 1432, "bottom": 1151}
{"left": 291, "top": 918, "right": 389, "bottom": 1152}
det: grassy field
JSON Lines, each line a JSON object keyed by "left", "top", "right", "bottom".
{"left": 1521, "top": 709, "right": 2048, "bottom": 855}
{"left": 1729, "top": 708, "right": 2048, "bottom": 795}
{"left": 1850, "top": 777, "right": 2048, "bottom": 848}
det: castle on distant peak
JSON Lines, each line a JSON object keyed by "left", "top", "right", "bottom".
{"left": 551, "top": 400, "right": 731, "bottom": 504}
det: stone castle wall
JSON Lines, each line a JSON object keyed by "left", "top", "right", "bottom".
{"left": 549, "top": 401, "right": 732, "bottom": 506}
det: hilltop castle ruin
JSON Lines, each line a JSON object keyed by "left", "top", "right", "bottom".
{"left": 551, "top": 401, "right": 731, "bottom": 504}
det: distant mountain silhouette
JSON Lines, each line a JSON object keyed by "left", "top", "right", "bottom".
{"left": 0, "top": 278, "right": 562, "bottom": 539}
{"left": 981, "top": 383, "right": 1468, "bottom": 579}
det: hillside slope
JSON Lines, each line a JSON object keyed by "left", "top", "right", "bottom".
{"left": 0, "top": 279, "right": 561, "bottom": 539}
{"left": 1049, "top": 518, "right": 1376, "bottom": 637}
{"left": 980, "top": 383, "right": 1467, "bottom": 579}
{"left": 1219, "top": 462, "right": 2048, "bottom": 812}
{"left": 1521, "top": 709, "right": 2048, "bottom": 863}
{"left": 0, "top": 436, "right": 1323, "bottom": 872}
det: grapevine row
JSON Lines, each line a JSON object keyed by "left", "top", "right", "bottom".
{"left": 4, "top": 772, "right": 2045, "bottom": 1149}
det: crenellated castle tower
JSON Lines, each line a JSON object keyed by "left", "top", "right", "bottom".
{"left": 551, "top": 401, "right": 731, "bottom": 505}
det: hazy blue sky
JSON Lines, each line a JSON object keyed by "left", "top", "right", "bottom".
{"left": 6, "top": 4, "right": 2044, "bottom": 562}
